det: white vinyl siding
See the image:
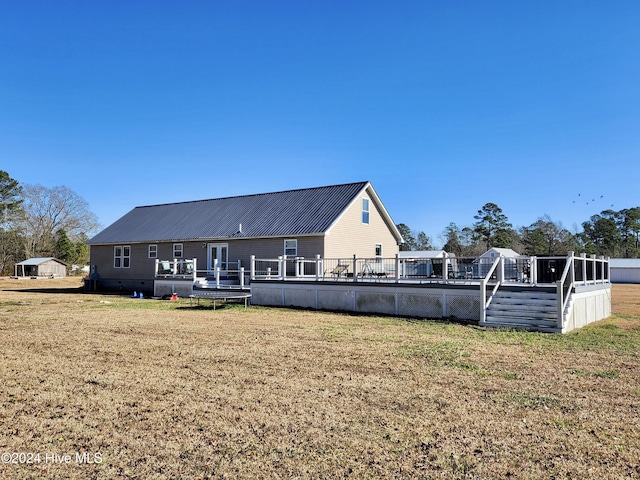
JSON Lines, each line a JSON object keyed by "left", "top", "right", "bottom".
{"left": 362, "top": 198, "right": 370, "bottom": 224}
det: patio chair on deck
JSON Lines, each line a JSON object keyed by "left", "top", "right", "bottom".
{"left": 326, "top": 263, "right": 349, "bottom": 278}
{"left": 361, "top": 263, "right": 387, "bottom": 279}
{"left": 158, "top": 261, "right": 172, "bottom": 275}
{"left": 464, "top": 266, "right": 473, "bottom": 279}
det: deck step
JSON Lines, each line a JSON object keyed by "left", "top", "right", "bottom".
{"left": 487, "top": 309, "right": 557, "bottom": 320}
{"left": 483, "top": 319, "right": 561, "bottom": 333}
{"left": 485, "top": 288, "right": 561, "bottom": 329}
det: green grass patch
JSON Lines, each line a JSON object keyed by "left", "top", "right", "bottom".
{"left": 568, "top": 368, "right": 619, "bottom": 379}
{"left": 507, "top": 392, "right": 571, "bottom": 411}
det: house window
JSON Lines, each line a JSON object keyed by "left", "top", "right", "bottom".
{"left": 148, "top": 245, "right": 157, "bottom": 259}
{"left": 375, "top": 244, "right": 383, "bottom": 257}
{"left": 173, "top": 243, "right": 183, "bottom": 258}
{"left": 284, "top": 239, "right": 298, "bottom": 257}
{"left": 114, "top": 245, "right": 130, "bottom": 268}
{"left": 362, "top": 198, "right": 370, "bottom": 224}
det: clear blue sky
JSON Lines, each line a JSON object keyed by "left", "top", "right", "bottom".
{"left": 2, "top": 1, "right": 639, "bottom": 246}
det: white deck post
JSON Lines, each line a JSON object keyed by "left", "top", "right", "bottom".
{"left": 531, "top": 256, "right": 537, "bottom": 284}
{"left": 316, "top": 255, "right": 321, "bottom": 281}
{"left": 250, "top": 255, "right": 255, "bottom": 280}
{"left": 215, "top": 267, "right": 221, "bottom": 288}
{"left": 569, "top": 251, "right": 575, "bottom": 284}
{"left": 278, "top": 256, "right": 284, "bottom": 280}
{"left": 395, "top": 253, "right": 400, "bottom": 283}
{"left": 353, "top": 255, "right": 358, "bottom": 282}
{"left": 240, "top": 267, "right": 245, "bottom": 289}
{"left": 480, "top": 278, "right": 487, "bottom": 324}
{"left": 556, "top": 279, "right": 564, "bottom": 328}
{"left": 443, "top": 253, "right": 449, "bottom": 281}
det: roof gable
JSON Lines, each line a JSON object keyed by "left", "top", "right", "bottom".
{"left": 481, "top": 247, "right": 521, "bottom": 258}
{"left": 88, "top": 181, "right": 384, "bottom": 244}
{"left": 16, "top": 257, "right": 67, "bottom": 266}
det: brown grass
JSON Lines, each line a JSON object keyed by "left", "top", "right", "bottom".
{"left": 0, "top": 278, "right": 639, "bottom": 479}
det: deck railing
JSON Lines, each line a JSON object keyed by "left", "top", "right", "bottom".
{"left": 479, "top": 256, "right": 502, "bottom": 324}
{"left": 249, "top": 254, "right": 536, "bottom": 283}
{"left": 249, "top": 254, "right": 560, "bottom": 284}
{"left": 245, "top": 253, "right": 609, "bottom": 286}
{"left": 154, "top": 258, "right": 197, "bottom": 280}
{"left": 154, "top": 258, "right": 247, "bottom": 289}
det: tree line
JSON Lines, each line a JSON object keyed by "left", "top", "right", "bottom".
{"left": 398, "top": 202, "right": 640, "bottom": 258}
{"left": 0, "top": 170, "right": 99, "bottom": 275}
{"left": 2, "top": 167, "right": 638, "bottom": 276}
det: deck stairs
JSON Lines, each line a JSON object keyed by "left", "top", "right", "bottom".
{"left": 484, "top": 287, "right": 572, "bottom": 333}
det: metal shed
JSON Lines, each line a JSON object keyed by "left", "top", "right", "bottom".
{"left": 14, "top": 258, "right": 67, "bottom": 278}
{"left": 609, "top": 258, "right": 640, "bottom": 284}
{"left": 398, "top": 250, "right": 447, "bottom": 277}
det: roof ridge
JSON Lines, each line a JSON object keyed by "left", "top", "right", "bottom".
{"left": 135, "top": 181, "right": 370, "bottom": 209}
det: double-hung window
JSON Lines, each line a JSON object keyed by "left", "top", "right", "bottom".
{"left": 114, "top": 246, "right": 130, "bottom": 268}
{"left": 284, "top": 239, "right": 298, "bottom": 257}
{"left": 173, "top": 243, "right": 183, "bottom": 258}
{"left": 148, "top": 245, "right": 157, "bottom": 259}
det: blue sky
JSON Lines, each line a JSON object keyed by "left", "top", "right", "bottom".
{"left": 2, "top": 1, "right": 639, "bottom": 246}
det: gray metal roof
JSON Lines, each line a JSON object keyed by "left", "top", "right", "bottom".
{"left": 88, "top": 181, "right": 375, "bottom": 244}
{"left": 610, "top": 258, "right": 640, "bottom": 268}
{"left": 16, "top": 257, "right": 66, "bottom": 266}
{"left": 398, "top": 250, "right": 447, "bottom": 259}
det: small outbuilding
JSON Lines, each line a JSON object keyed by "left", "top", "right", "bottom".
{"left": 398, "top": 250, "right": 447, "bottom": 277}
{"left": 609, "top": 258, "right": 640, "bottom": 284}
{"left": 14, "top": 258, "right": 67, "bottom": 278}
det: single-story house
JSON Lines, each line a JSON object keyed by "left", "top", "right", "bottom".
{"left": 87, "top": 181, "right": 404, "bottom": 292}
{"left": 609, "top": 258, "right": 640, "bottom": 284}
{"left": 14, "top": 258, "right": 67, "bottom": 278}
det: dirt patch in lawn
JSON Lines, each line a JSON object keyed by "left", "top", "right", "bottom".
{"left": 0, "top": 278, "right": 638, "bottom": 479}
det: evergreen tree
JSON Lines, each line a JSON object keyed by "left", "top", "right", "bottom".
{"left": 472, "top": 203, "right": 514, "bottom": 250}
{"left": 0, "top": 171, "right": 24, "bottom": 275}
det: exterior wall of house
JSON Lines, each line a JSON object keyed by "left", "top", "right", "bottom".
{"left": 89, "top": 244, "right": 155, "bottom": 292}
{"left": 89, "top": 236, "right": 327, "bottom": 291}
{"left": 324, "top": 191, "right": 400, "bottom": 259}
{"left": 228, "top": 236, "right": 325, "bottom": 264}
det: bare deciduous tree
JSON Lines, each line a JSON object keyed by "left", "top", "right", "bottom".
{"left": 19, "top": 184, "right": 100, "bottom": 258}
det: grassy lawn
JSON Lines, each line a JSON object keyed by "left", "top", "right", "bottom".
{"left": 0, "top": 278, "right": 638, "bottom": 479}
